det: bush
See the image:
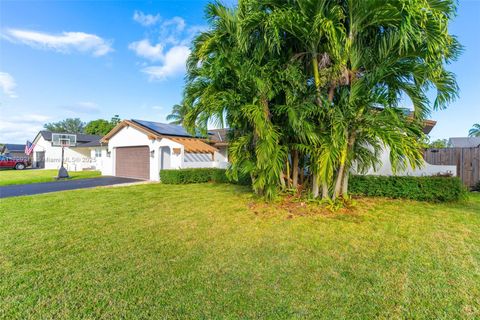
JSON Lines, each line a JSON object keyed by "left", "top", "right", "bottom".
{"left": 160, "top": 168, "right": 250, "bottom": 185}
{"left": 349, "top": 175, "right": 467, "bottom": 202}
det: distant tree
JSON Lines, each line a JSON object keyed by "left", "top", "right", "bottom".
{"left": 469, "top": 123, "right": 480, "bottom": 137}
{"left": 166, "top": 104, "right": 188, "bottom": 125}
{"left": 428, "top": 139, "right": 448, "bottom": 148}
{"left": 110, "top": 114, "right": 121, "bottom": 127}
{"left": 44, "top": 118, "right": 85, "bottom": 134}
{"left": 85, "top": 115, "right": 121, "bottom": 136}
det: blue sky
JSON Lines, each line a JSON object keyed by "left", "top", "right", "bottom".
{"left": 0, "top": 0, "right": 479, "bottom": 143}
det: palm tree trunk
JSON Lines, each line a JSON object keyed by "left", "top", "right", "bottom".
{"left": 341, "top": 170, "right": 349, "bottom": 196}
{"left": 322, "top": 182, "right": 329, "bottom": 199}
{"left": 333, "top": 163, "right": 345, "bottom": 200}
{"left": 286, "top": 157, "right": 291, "bottom": 188}
{"left": 280, "top": 172, "right": 286, "bottom": 189}
{"left": 312, "top": 173, "right": 320, "bottom": 198}
{"left": 292, "top": 149, "right": 299, "bottom": 188}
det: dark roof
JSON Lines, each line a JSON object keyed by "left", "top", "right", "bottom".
{"left": 73, "top": 139, "right": 104, "bottom": 148}
{"left": 38, "top": 131, "right": 102, "bottom": 143}
{"left": 208, "top": 128, "right": 229, "bottom": 143}
{"left": 132, "top": 119, "right": 197, "bottom": 138}
{"left": 2, "top": 143, "right": 25, "bottom": 152}
{"left": 448, "top": 137, "right": 480, "bottom": 148}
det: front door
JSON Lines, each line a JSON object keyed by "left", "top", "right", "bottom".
{"left": 35, "top": 151, "right": 45, "bottom": 168}
{"left": 160, "top": 147, "right": 171, "bottom": 170}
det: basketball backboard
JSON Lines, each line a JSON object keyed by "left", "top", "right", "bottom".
{"left": 52, "top": 133, "right": 77, "bottom": 147}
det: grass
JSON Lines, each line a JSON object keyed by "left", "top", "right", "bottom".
{"left": 0, "top": 183, "right": 479, "bottom": 319}
{"left": 0, "top": 169, "right": 101, "bottom": 186}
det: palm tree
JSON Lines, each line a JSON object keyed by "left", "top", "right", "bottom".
{"left": 166, "top": 104, "right": 188, "bottom": 125}
{"left": 183, "top": 0, "right": 460, "bottom": 201}
{"left": 469, "top": 124, "right": 480, "bottom": 137}
{"left": 239, "top": 0, "right": 460, "bottom": 199}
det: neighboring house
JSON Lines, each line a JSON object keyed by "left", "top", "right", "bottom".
{"left": 448, "top": 137, "right": 480, "bottom": 148}
{"left": 100, "top": 119, "right": 229, "bottom": 180}
{"left": 0, "top": 143, "right": 28, "bottom": 159}
{"left": 208, "top": 128, "right": 229, "bottom": 162}
{"left": 31, "top": 131, "right": 106, "bottom": 171}
{"left": 366, "top": 119, "right": 457, "bottom": 176}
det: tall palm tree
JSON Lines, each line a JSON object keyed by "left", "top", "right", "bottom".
{"left": 469, "top": 124, "right": 480, "bottom": 137}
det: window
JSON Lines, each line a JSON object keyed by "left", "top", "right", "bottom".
{"left": 106, "top": 151, "right": 111, "bottom": 158}
{"left": 95, "top": 149, "right": 102, "bottom": 158}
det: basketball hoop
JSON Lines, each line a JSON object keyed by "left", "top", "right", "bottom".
{"left": 51, "top": 133, "right": 77, "bottom": 179}
{"left": 52, "top": 133, "right": 77, "bottom": 147}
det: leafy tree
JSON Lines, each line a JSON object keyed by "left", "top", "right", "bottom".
{"left": 469, "top": 123, "right": 480, "bottom": 137}
{"left": 85, "top": 115, "right": 121, "bottom": 136}
{"left": 44, "top": 118, "right": 85, "bottom": 134}
{"left": 184, "top": 0, "right": 460, "bottom": 201}
{"left": 166, "top": 104, "right": 188, "bottom": 125}
{"left": 428, "top": 139, "right": 448, "bottom": 149}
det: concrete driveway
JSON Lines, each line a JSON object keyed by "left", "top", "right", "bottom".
{"left": 0, "top": 176, "right": 142, "bottom": 198}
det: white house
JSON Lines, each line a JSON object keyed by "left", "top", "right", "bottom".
{"left": 31, "top": 131, "right": 108, "bottom": 171}
{"left": 100, "top": 119, "right": 229, "bottom": 180}
{"left": 365, "top": 119, "right": 457, "bottom": 176}
{"left": 29, "top": 117, "right": 455, "bottom": 181}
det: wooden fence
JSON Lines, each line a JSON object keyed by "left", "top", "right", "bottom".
{"left": 424, "top": 146, "right": 480, "bottom": 189}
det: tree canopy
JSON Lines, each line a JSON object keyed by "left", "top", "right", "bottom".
{"left": 44, "top": 115, "right": 121, "bottom": 136}
{"left": 183, "top": 0, "right": 460, "bottom": 201}
{"left": 44, "top": 118, "right": 86, "bottom": 134}
{"left": 84, "top": 115, "right": 121, "bottom": 135}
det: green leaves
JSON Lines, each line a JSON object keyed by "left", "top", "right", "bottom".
{"left": 182, "top": 0, "right": 460, "bottom": 201}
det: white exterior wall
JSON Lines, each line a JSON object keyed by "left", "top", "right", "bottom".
{"left": 365, "top": 147, "right": 457, "bottom": 176}
{"left": 32, "top": 136, "right": 97, "bottom": 171}
{"left": 88, "top": 148, "right": 112, "bottom": 175}
{"left": 183, "top": 151, "right": 229, "bottom": 169}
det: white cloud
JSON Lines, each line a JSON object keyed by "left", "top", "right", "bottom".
{"left": 133, "top": 10, "right": 160, "bottom": 26}
{"left": 61, "top": 101, "right": 100, "bottom": 114}
{"left": 2, "top": 29, "right": 113, "bottom": 56}
{"left": 128, "top": 39, "right": 163, "bottom": 61}
{"left": 0, "top": 113, "right": 51, "bottom": 143}
{"left": 0, "top": 72, "right": 17, "bottom": 98}
{"left": 129, "top": 12, "right": 207, "bottom": 80}
{"left": 141, "top": 46, "right": 191, "bottom": 80}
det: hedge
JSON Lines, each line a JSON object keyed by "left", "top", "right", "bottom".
{"left": 349, "top": 175, "right": 467, "bottom": 202}
{"left": 160, "top": 168, "right": 250, "bottom": 185}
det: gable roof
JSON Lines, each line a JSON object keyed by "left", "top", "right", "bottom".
{"left": 132, "top": 119, "right": 194, "bottom": 137}
{"left": 448, "top": 137, "right": 480, "bottom": 148}
{"left": 101, "top": 119, "right": 218, "bottom": 153}
{"left": 2, "top": 143, "right": 25, "bottom": 152}
{"left": 36, "top": 131, "right": 102, "bottom": 143}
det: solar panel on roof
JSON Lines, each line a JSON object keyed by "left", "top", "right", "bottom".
{"left": 132, "top": 119, "right": 206, "bottom": 137}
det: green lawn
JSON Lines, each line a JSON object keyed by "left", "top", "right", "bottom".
{"left": 1, "top": 184, "right": 479, "bottom": 319}
{"left": 0, "top": 169, "right": 101, "bottom": 186}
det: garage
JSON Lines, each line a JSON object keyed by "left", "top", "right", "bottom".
{"left": 115, "top": 146, "right": 150, "bottom": 180}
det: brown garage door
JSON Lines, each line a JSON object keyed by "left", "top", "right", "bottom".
{"left": 115, "top": 146, "right": 150, "bottom": 180}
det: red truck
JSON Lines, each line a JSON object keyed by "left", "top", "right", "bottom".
{"left": 0, "top": 155, "right": 30, "bottom": 170}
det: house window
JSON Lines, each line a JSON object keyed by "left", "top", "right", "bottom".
{"left": 95, "top": 149, "right": 102, "bottom": 158}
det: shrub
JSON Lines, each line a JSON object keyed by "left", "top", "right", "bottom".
{"left": 349, "top": 175, "right": 467, "bottom": 202}
{"left": 474, "top": 180, "right": 480, "bottom": 192}
{"left": 160, "top": 168, "right": 249, "bottom": 185}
